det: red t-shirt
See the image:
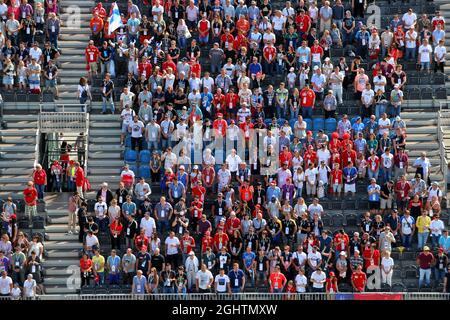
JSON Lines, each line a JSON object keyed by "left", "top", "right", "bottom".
{"left": 180, "top": 236, "right": 196, "bottom": 254}
{"left": 23, "top": 187, "right": 38, "bottom": 206}
{"left": 263, "top": 46, "right": 277, "bottom": 62}
{"left": 352, "top": 271, "right": 367, "bottom": 291}
{"left": 269, "top": 272, "right": 286, "bottom": 291}
{"left": 296, "top": 14, "right": 311, "bottom": 33}
{"left": 300, "top": 88, "right": 315, "bottom": 107}
{"left": 80, "top": 258, "right": 93, "bottom": 271}
{"left": 192, "top": 186, "right": 206, "bottom": 202}
{"left": 33, "top": 169, "right": 47, "bottom": 185}
{"left": 330, "top": 169, "right": 342, "bottom": 185}
{"left": 75, "top": 167, "right": 85, "bottom": 187}
{"left": 190, "top": 201, "right": 203, "bottom": 220}
{"left": 85, "top": 46, "right": 100, "bottom": 63}
{"left": 213, "top": 232, "right": 229, "bottom": 251}
{"left": 367, "top": 156, "right": 380, "bottom": 172}
{"left": 213, "top": 119, "right": 228, "bottom": 137}
{"left": 201, "top": 236, "right": 214, "bottom": 253}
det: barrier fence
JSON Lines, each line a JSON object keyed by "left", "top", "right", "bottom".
{"left": 1, "top": 292, "right": 449, "bottom": 301}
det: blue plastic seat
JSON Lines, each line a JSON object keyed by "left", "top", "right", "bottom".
{"left": 304, "top": 118, "right": 312, "bottom": 131}
{"left": 289, "top": 119, "right": 297, "bottom": 129}
{"left": 124, "top": 150, "right": 138, "bottom": 163}
{"left": 313, "top": 118, "right": 324, "bottom": 131}
{"left": 128, "top": 165, "right": 137, "bottom": 175}
{"left": 125, "top": 135, "right": 131, "bottom": 148}
{"left": 277, "top": 119, "right": 286, "bottom": 127}
{"left": 138, "top": 165, "right": 151, "bottom": 179}
{"left": 324, "top": 118, "right": 337, "bottom": 132}
{"left": 264, "top": 119, "right": 272, "bottom": 127}
{"left": 139, "top": 150, "right": 151, "bottom": 164}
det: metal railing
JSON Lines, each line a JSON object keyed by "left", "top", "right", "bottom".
{"left": 38, "top": 112, "right": 88, "bottom": 133}
{"left": 437, "top": 102, "right": 450, "bottom": 206}
{"left": 1, "top": 292, "right": 448, "bottom": 301}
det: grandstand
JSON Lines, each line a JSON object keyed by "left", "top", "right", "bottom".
{"left": 0, "top": 0, "right": 450, "bottom": 299}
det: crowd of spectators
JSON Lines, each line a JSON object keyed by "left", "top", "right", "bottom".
{"left": 67, "top": 0, "right": 450, "bottom": 295}
{"left": 0, "top": 0, "right": 61, "bottom": 97}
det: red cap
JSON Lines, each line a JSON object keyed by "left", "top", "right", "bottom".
{"left": 307, "top": 131, "right": 312, "bottom": 135}
{"left": 217, "top": 113, "right": 223, "bottom": 117}
{"left": 141, "top": 246, "right": 147, "bottom": 251}
{"left": 332, "top": 132, "right": 339, "bottom": 139}
{"left": 329, "top": 271, "right": 335, "bottom": 277}
{"left": 230, "top": 120, "right": 235, "bottom": 124}
{"left": 343, "top": 133, "right": 350, "bottom": 140}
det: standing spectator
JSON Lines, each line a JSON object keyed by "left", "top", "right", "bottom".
{"left": 351, "top": 264, "right": 367, "bottom": 292}
{"left": 400, "top": 210, "right": 415, "bottom": 250}
{"left": 23, "top": 181, "right": 38, "bottom": 225}
{"left": 417, "top": 246, "right": 435, "bottom": 288}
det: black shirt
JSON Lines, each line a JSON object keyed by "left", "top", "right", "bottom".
{"left": 125, "top": 219, "right": 139, "bottom": 239}
{"left": 136, "top": 252, "right": 151, "bottom": 272}
{"left": 151, "top": 254, "right": 165, "bottom": 272}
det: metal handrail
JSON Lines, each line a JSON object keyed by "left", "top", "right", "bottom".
{"left": 437, "top": 102, "right": 449, "bottom": 207}
{"left": 1, "top": 292, "right": 448, "bottom": 301}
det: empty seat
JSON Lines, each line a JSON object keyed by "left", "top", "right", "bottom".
{"left": 345, "top": 213, "right": 358, "bottom": 227}
{"left": 390, "top": 283, "right": 406, "bottom": 292}
{"left": 124, "top": 149, "right": 138, "bottom": 163}
{"left": 433, "top": 72, "right": 446, "bottom": 85}
{"left": 435, "top": 88, "right": 447, "bottom": 100}
{"left": 407, "top": 87, "right": 420, "bottom": 100}
{"left": 313, "top": 118, "right": 324, "bottom": 131}
{"left": 331, "top": 213, "right": 345, "bottom": 227}
{"left": 16, "top": 91, "right": 27, "bottom": 102}
{"left": 324, "top": 118, "right": 337, "bottom": 132}
{"left": 28, "top": 94, "right": 41, "bottom": 103}
{"left": 408, "top": 77, "right": 419, "bottom": 86}
{"left": 139, "top": 150, "right": 151, "bottom": 163}
{"left": 138, "top": 165, "right": 151, "bottom": 179}
{"left": 420, "top": 87, "right": 433, "bottom": 100}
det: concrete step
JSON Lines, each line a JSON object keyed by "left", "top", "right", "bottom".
{"left": 90, "top": 122, "right": 121, "bottom": 128}
{"left": 44, "top": 241, "right": 81, "bottom": 250}
{"left": 89, "top": 176, "right": 121, "bottom": 184}
{"left": 89, "top": 114, "right": 122, "bottom": 121}
{"left": 89, "top": 130, "right": 122, "bottom": 136}
{"left": 47, "top": 233, "right": 79, "bottom": 241}
{"left": 2, "top": 122, "right": 37, "bottom": 129}
{"left": 0, "top": 129, "right": 37, "bottom": 136}
{"left": 42, "top": 259, "right": 80, "bottom": 268}
{"left": 1, "top": 137, "right": 36, "bottom": 144}
{"left": 0, "top": 175, "right": 31, "bottom": 184}
{"left": 89, "top": 144, "right": 123, "bottom": 152}
{"left": 88, "top": 159, "right": 124, "bottom": 167}
{"left": 0, "top": 184, "right": 28, "bottom": 192}
{"left": 44, "top": 286, "right": 78, "bottom": 294}
{"left": 46, "top": 250, "right": 80, "bottom": 259}
{"left": 0, "top": 160, "right": 35, "bottom": 167}
{"left": 88, "top": 168, "right": 121, "bottom": 175}
{"left": 88, "top": 152, "right": 122, "bottom": 160}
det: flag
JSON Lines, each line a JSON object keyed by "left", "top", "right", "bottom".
{"left": 108, "top": 2, "right": 122, "bottom": 35}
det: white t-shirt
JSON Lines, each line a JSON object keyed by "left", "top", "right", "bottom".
{"left": 0, "top": 276, "right": 12, "bottom": 294}
{"left": 121, "top": 108, "right": 135, "bottom": 125}
{"left": 311, "top": 271, "right": 326, "bottom": 288}
{"left": 434, "top": 45, "right": 447, "bottom": 62}
{"left": 361, "top": 89, "right": 375, "bottom": 105}
{"left": 402, "top": 13, "right": 417, "bottom": 28}
{"left": 317, "top": 149, "right": 330, "bottom": 164}
{"left": 381, "top": 257, "right": 394, "bottom": 272}
{"left": 23, "top": 279, "right": 36, "bottom": 297}
{"left": 307, "top": 251, "right": 322, "bottom": 267}
{"left": 165, "top": 237, "right": 180, "bottom": 255}
{"left": 271, "top": 15, "right": 286, "bottom": 31}
{"left": 140, "top": 217, "right": 156, "bottom": 238}
{"left": 120, "top": 92, "right": 136, "bottom": 107}
{"left": 214, "top": 274, "right": 230, "bottom": 292}
{"left": 130, "top": 121, "right": 145, "bottom": 138}
{"left": 308, "top": 204, "right": 323, "bottom": 219}
{"left": 295, "top": 274, "right": 307, "bottom": 292}
{"left": 196, "top": 270, "right": 213, "bottom": 289}
{"left": 226, "top": 154, "right": 242, "bottom": 172}
{"left": 381, "top": 153, "right": 393, "bottom": 169}
{"left": 305, "top": 168, "right": 318, "bottom": 184}
{"left": 85, "top": 234, "right": 99, "bottom": 248}
{"left": 419, "top": 45, "right": 432, "bottom": 63}
{"left": 378, "top": 118, "right": 390, "bottom": 136}
{"left": 373, "top": 75, "right": 386, "bottom": 93}
{"left": 405, "top": 31, "right": 417, "bottom": 48}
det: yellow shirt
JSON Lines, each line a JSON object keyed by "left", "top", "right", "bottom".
{"left": 92, "top": 255, "right": 105, "bottom": 273}
{"left": 416, "top": 215, "right": 431, "bottom": 233}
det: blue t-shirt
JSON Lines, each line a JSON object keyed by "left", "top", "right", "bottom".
{"left": 343, "top": 167, "right": 358, "bottom": 184}
{"left": 133, "top": 275, "right": 147, "bottom": 294}
{"left": 228, "top": 269, "right": 245, "bottom": 288}
{"left": 367, "top": 184, "right": 381, "bottom": 202}
{"left": 266, "top": 186, "right": 281, "bottom": 201}
{"left": 249, "top": 63, "right": 262, "bottom": 76}
{"left": 242, "top": 251, "right": 256, "bottom": 269}
{"left": 296, "top": 47, "right": 311, "bottom": 64}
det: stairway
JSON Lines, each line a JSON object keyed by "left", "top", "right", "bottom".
{"left": 434, "top": 1, "right": 450, "bottom": 100}
{"left": 401, "top": 111, "right": 444, "bottom": 184}
{"left": 58, "top": 0, "right": 94, "bottom": 109}
{"left": 0, "top": 115, "right": 39, "bottom": 198}
{"left": 42, "top": 194, "right": 81, "bottom": 294}
{"left": 86, "top": 114, "right": 123, "bottom": 191}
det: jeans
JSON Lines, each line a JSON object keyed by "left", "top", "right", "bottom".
{"left": 433, "top": 268, "right": 446, "bottom": 286}
{"left": 162, "top": 286, "right": 174, "bottom": 294}
{"left": 102, "top": 96, "right": 115, "bottom": 113}
{"left": 157, "top": 220, "right": 170, "bottom": 235}
{"left": 419, "top": 268, "right": 431, "bottom": 287}
{"left": 421, "top": 62, "right": 431, "bottom": 71}
{"left": 275, "top": 62, "right": 284, "bottom": 75}
{"left": 375, "top": 103, "right": 387, "bottom": 119}
{"left": 417, "top": 231, "right": 429, "bottom": 250}
{"left": 109, "top": 273, "right": 120, "bottom": 285}
{"left": 147, "top": 140, "right": 159, "bottom": 152}
{"left": 402, "top": 234, "right": 412, "bottom": 248}
{"left": 36, "top": 184, "right": 45, "bottom": 200}
{"left": 381, "top": 167, "right": 392, "bottom": 183}
{"left": 342, "top": 31, "right": 353, "bottom": 46}
{"left": 178, "top": 36, "right": 187, "bottom": 49}
{"left": 276, "top": 103, "right": 287, "bottom": 119}
{"left": 49, "top": 32, "right": 58, "bottom": 49}
{"left": 333, "top": 19, "right": 343, "bottom": 31}
{"left": 262, "top": 60, "right": 275, "bottom": 76}
{"left": 332, "top": 87, "right": 343, "bottom": 105}
{"left": 302, "top": 107, "right": 313, "bottom": 119}
{"left": 367, "top": 169, "right": 379, "bottom": 180}
{"left": 210, "top": 63, "right": 221, "bottom": 75}
{"left": 95, "top": 272, "right": 104, "bottom": 286}
{"left": 404, "top": 47, "right": 416, "bottom": 61}
{"left": 96, "top": 218, "right": 109, "bottom": 233}
{"left": 431, "top": 234, "right": 441, "bottom": 248}
{"left": 199, "top": 34, "right": 209, "bottom": 44}
{"left": 390, "top": 104, "right": 401, "bottom": 117}
{"left": 290, "top": 106, "right": 299, "bottom": 120}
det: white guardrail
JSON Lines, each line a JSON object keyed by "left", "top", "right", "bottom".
{"left": 0, "top": 293, "right": 449, "bottom": 301}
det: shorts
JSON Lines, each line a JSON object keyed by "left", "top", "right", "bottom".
{"left": 121, "top": 122, "right": 130, "bottom": 134}
{"left": 380, "top": 197, "right": 392, "bottom": 209}
{"left": 344, "top": 183, "right": 356, "bottom": 193}
{"left": 89, "top": 62, "right": 98, "bottom": 72}
{"left": 332, "top": 184, "right": 342, "bottom": 193}
{"left": 369, "top": 201, "right": 380, "bottom": 210}
{"left": 45, "top": 79, "right": 57, "bottom": 87}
